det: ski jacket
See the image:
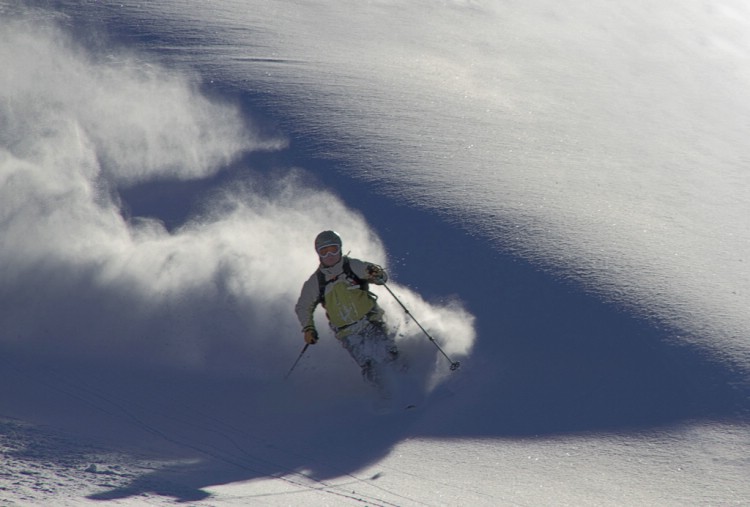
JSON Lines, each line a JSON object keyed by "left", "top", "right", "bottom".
{"left": 295, "top": 256, "right": 387, "bottom": 338}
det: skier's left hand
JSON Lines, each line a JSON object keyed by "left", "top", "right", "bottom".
{"left": 366, "top": 264, "right": 387, "bottom": 285}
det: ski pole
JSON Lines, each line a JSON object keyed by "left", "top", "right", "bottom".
{"left": 284, "top": 343, "right": 310, "bottom": 380}
{"left": 383, "top": 283, "right": 461, "bottom": 371}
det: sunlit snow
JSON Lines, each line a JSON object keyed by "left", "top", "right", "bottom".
{"left": 1, "top": 1, "right": 748, "bottom": 505}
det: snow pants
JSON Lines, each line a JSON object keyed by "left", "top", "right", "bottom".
{"left": 339, "top": 320, "right": 399, "bottom": 389}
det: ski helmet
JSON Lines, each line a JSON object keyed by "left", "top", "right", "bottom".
{"left": 314, "top": 230, "right": 342, "bottom": 252}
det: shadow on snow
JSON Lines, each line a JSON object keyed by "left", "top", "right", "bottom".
{"left": 1, "top": 195, "right": 748, "bottom": 502}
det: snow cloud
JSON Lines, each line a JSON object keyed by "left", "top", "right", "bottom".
{"left": 140, "top": 0, "right": 750, "bottom": 362}
{"left": 0, "top": 14, "right": 475, "bottom": 380}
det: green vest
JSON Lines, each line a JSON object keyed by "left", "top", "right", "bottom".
{"left": 323, "top": 276, "right": 376, "bottom": 329}
{"left": 318, "top": 258, "right": 376, "bottom": 329}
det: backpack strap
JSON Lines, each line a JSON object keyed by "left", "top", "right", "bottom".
{"left": 344, "top": 257, "right": 369, "bottom": 293}
{"left": 316, "top": 269, "right": 326, "bottom": 306}
{"left": 316, "top": 257, "right": 370, "bottom": 307}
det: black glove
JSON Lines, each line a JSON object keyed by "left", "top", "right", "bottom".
{"left": 366, "top": 264, "right": 387, "bottom": 285}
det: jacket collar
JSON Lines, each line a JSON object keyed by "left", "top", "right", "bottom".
{"left": 319, "top": 256, "right": 345, "bottom": 278}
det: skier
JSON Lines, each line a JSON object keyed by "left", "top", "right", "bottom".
{"left": 295, "top": 230, "right": 400, "bottom": 394}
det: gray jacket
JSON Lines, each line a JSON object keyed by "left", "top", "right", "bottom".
{"left": 295, "top": 256, "right": 387, "bottom": 336}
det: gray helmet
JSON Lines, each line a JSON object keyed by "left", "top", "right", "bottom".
{"left": 314, "top": 230, "right": 342, "bottom": 252}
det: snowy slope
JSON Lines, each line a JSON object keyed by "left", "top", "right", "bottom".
{"left": 2, "top": 350, "right": 749, "bottom": 506}
{"left": 1, "top": 1, "right": 749, "bottom": 505}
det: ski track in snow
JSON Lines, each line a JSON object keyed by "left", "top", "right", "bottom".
{"left": 2, "top": 348, "right": 749, "bottom": 506}
{"left": 1, "top": 1, "right": 750, "bottom": 505}
{"left": 0, "top": 416, "right": 180, "bottom": 506}
{"left": 0, "top": 351, "right": 463, "bottom": 506}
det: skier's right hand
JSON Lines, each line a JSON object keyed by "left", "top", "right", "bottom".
{"left": 304, "top": 328, "right": 319, "bottom": 345}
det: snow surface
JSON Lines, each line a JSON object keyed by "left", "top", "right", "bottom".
{"left": 1, "top": 0, "right": 749, "bottom": 505}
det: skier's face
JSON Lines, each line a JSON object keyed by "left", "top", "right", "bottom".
{"left": 318, "top": 244, "right": 341, "bottom": 267}
{"left": 320, "top": 253, "right": 341, "bottom": 267}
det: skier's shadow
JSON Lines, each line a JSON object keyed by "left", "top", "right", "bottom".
{"left": 81, "top": 217, "right": 750, "bottom": 503}
{"left": 78, "top": 365, "right": 434, "bottom": 503}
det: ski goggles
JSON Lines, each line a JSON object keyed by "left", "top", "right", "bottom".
{"left": 317, "top": 244, "right": 341, "bottom": 258}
